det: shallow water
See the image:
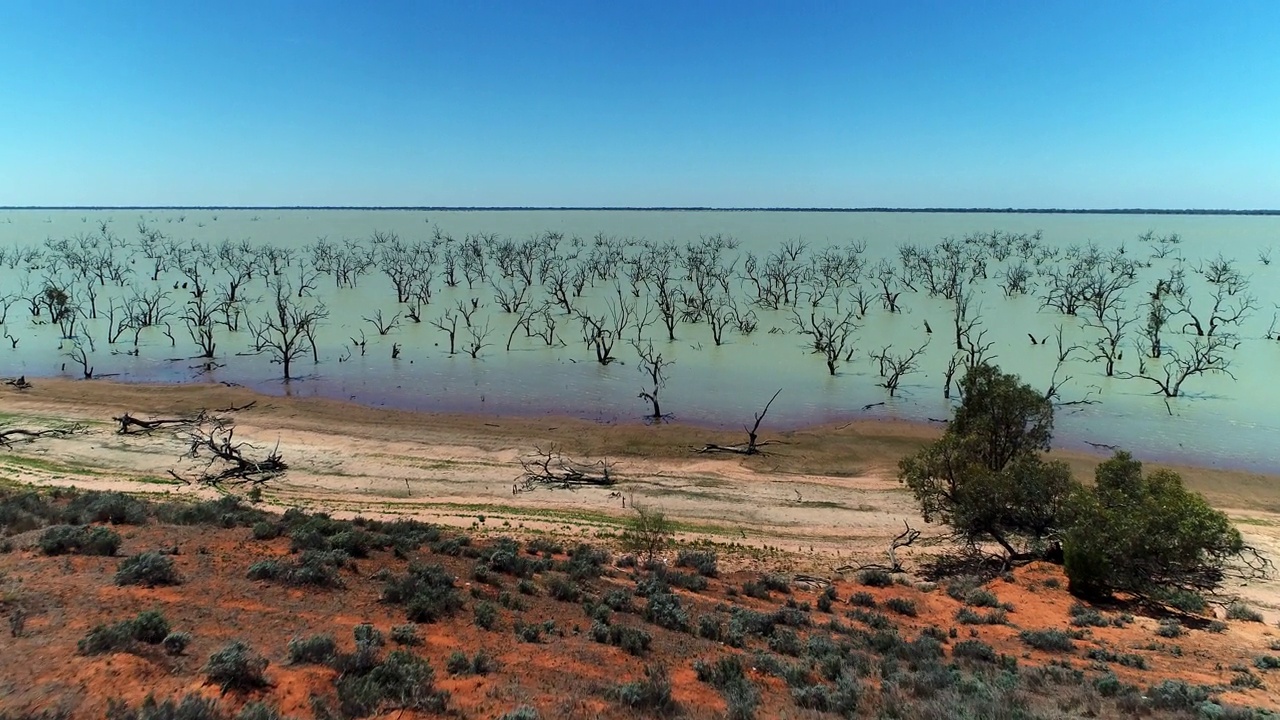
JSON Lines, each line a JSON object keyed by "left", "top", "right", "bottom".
{"left": 1, "top": 209, "right": 1277, "bottom": 472}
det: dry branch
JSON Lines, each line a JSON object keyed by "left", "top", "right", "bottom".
{"left": 516, "top": 445, "right": 616, "bottom": 491}
{"left": 168, "top": 416, "right": 286, "bottom": 486}
{"left": 696, "top": 388, "right": 781, "bottom": 455}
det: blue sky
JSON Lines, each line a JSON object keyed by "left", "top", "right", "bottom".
{"left": 1, "top": 1, "right": 1277, "bottom": 208}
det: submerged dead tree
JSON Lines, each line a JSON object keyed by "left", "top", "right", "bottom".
{"left": 696, "top": 388, "right": 781, "bottom": 455}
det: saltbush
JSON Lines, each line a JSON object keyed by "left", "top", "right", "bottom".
{"left": 675, "top": 549, "right": 718, "bottom": 577}
{"left": 39, "top": 524, "right": 121, "bottom": 556}
{"left": 287, "top": 633, "right": 337, "bottom": 665}
{"left": 204, "top": 641, "right": 269, "bottom": 693}
{"left": 381, "top": 563, "right": 464, "bottom": 623}
{"left": 115, "top": 551, "right": 180, "bottom": 587}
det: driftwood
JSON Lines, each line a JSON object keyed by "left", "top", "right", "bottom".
{"left": 836, "top": 520, "right": 921, "bottom": 574}
{"left": 516, "top": 445, "right": 616, "bottom": 492}
{"left": 113, "top": 402, "right": 255, "bottom": 435}
{"left": 3, "top": 376, "right": 31, "bottom": 390}
{"left": 696, "top": 388, "right": 781, "bottom": 455}
{"left": 0, "top": 424, "right": 84, "bottom": 447}
{"left": 168, "top": 416, "right": 286, "bottom": 487}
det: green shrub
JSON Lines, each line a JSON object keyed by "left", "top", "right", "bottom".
{"left": 848, "top": 591, "right": 876, "bottom": 608}
{"left": 65, "top": 491, "right": 148, "bottom": 525}
{"left": 610, "top": 664, "right": 678, "bottom": 716}
{"left": 955, "top": 607, "right": 1008, "bottom": 625}
{"left": 1230, "top": 671, "right": 1263, "bottom": 689}
{"left": 39, "top": 524, "right": 122, "bottom": 556}
{"left": 620, "top": 506, "right": 673, "bottom": 563}
{"left": 250, "top": 521, "right": 280, "bottom": 540}
{"left": 104, "top": 693, "right": 224, "bottom": 720}
{"left": 644, "top": 592, "right": 689, "bottom": 632}
{"left": 1156, "top": 619, "right": 1184, "bottom": 638}
{"left": 1145, "top": 679, "right": 1211, "bottom": 711}
{"left": 767, "top": 629, "right": 802, "bottom": 656}
{"left": 546, "top": 575, "right": 581, "bottom": 602}
{"left": 951, "top": 639, "right": 998, "bottom": 663}
{"left": 857, "top": 569, "right": 893, "bottom": 587}
{"left": 1226, "top": 602, "right": 1264, "bottom": 622}
{"left": 157, "top": 495, "right": 266, "bottom": 528}
{"left": 1018, "top": 629, "right": 1076, "bottom": 652}
{"left": 473, "top": 601, "right": 498, "bottom": 630}
{"left": 389, "top": 624, "right": 420, "bottom": 646}
{"left": 675, "top": 549, "right": 718, "bottom": 577}
{"left": 885, "top": 597, "right": 918, "bottom": 617}
{"left": 591, "top": 622, "right": 652, "bottom": 656}
{"left": 381, "top": 563, "right": 463, "bottom": 623}
{"left": 817, "top": 586, "right": 837, "bottom": 613}
{"left": 496, "top": 708, "right": 539, "bottom": 720}
{"left": 204, "top": 641, "right": 269, "bottom": 693}
{"left": 115, "top": 552, "right": 180, "bottom": 587}
{"left": 1254, "top": 655, "right": 1280, "bottom": 670}
{"left": 287, "top": 633, "right": 337, "bottom": 665}
{"left": 1068, "top": 602, "right": 1109, "bottom": 627}
{"left": 334, "top": 649, "right": 448, "bottom": 717}
{"left": 964, "top": 588, "right": 1001, "bottom": 608}
{"left": 1064, "top": 451, "right": 1246, "bottom": 602}
{"left": 697, "top": 615, "right": 724, "bottom": 641}
{"left": 445, "top": 650, "right": 469, "bottom": 675}
{"left": 78, "top": 611, "right": 173, "bottom": 655}
{"left": 162, "top": 632, "right": 192, "bottom": 656}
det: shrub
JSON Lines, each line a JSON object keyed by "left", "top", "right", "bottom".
{"left": 115, "top": 552, "right": 180, "bottom": 587}
{"left": 104, "top": 694, "right": 224, "bottom": 720}
{"left": 247, "top": 550, "right": 346, "bottom": 588}
{"left": 473, "top": 601, "right": 498, "bottom": 630}
{"left": 1145, "top": 679, "right": 1212, "bottom": 711}
{"left": 644, "top": 593, "right": 689, "bottom": 632}
{"left": 621, "top": 506, "right": 673, "bottom": 563}
{"left": 288, "top": 634, "right": 337, "bottom": 665}
{"left": 761, "top": 574, "right": 791, "bottom": 594}
{"left": 610, "top": 664, "right": 678, "bottom": 716}
{"left": 857, "top": 569, "right": 893, "bottom": 587}
{"left": 1068, "top": 602, "right": 1108, "bottom": 627}
{"left": 1156, "top": 619, "right": 1185, "bottom": 638}
{"left": 1254, "top": 655, "right": 1280, "bottom": 670}
{"left": 515, "top": 622, "right": 543, "bottom": 644}
{"left": 952, "top": 639, "right": 998, "bottom": 663}
{"left": 1064, "top": 451, "right": 1247, "bottom": 602}
{"left": 817, "top": 586, "right": 837, "bottom": 613}
{"left": 1018, "top": 629, "right": 1076, "bottom": 652}
{"left": 250, "top": 521, "right": 280, "bottom": 540}
{"left": 768, "top": 629, "right": 802, "bottom": 656}
{"left": 848, "top": 591, "right": 876, "bottom": 608}
{"left": 602, "top": 589, "right": 634, "bottom": 613}
{"left": 497, "top": 708, "right": 539, "bottom": 720}
{"left": 78, "top": 611, "right": 173, "bottom": 655}
{"left": 697, "top": 615, "right": 724, "bottom": 641}
{"left": 695, "top": 655, "right": 758, "bottom": 720}
{"left": 1226, "top": 602, "right": 1264, "bottom": 622}
{"left": 1230, "top": 671, "right": 1263, "bottom": 689}
{"left": 741, "top": 580, "right": 771, "bottom": 599}
{"left": 65, "top": 491, "right": 148, "bottom": 525}
{"left": 592, "top": 622, "right": 652, "bottom": 656}
{"left": 560, "top": 543, "right": 609, "bottom": 580}
{"left": 381, "top": 563, "right": 464, "bottom": 623}
{"left": 335, "top": 649, "right": 448, "bottom": 717}
{"left": 675, "top": 549, "right": 718, "bottom": 577}
{"left": 163, "top": 632, "right": 192, "bottom": 656}
{"left": 885, "top": 598, "right": 918, "bottom": 617}
{"left": 955, "top": 607, "right": 1008, "bottom": 625}
{"left": 204, "top": 641, "right": 269, "bottom": 693}
{"left": 964, "top": 588, "right": 1001, "bottom": 608}
{"left": 445, "top": 650, "right": 470, "bottom": 675}
{"left": 39, "top": 524, "right": 122, "bottom": 556}
{"left": 546, "top": 575, "right": 581, "bottom": 602}
{"left": 390, "top": 624, "right": 421, "bottom": 646}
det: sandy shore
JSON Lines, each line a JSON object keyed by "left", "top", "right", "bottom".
{"left": 4, "top": 377, "right": 1280, "bottom": 615}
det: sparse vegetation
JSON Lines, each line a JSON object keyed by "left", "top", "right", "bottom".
{"left": 115, "top": 552, "right": 180, "bottom": 587}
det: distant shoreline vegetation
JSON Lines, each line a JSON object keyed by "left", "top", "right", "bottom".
{"left": 2, "top": 206, "right": 1279, "bottom": 215}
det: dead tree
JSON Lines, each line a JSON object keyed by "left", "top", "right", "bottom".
{"left": 791, "top": 310, "right": 858, "bottom": 375}
{"left": 65, "top": 342, "right": 93, "bottom": 379}
{"left": 465, "top": 320, "right": 492, "bottom": 359}
{"left": 696, "top": 388, "right": 781, "bottom": 455}
{"left": 181, "top": 294, "right": 219, "bottom": 358}
{"left": 872, "top": 341, "right": 929, "bottom": 397}
{"left": 363, "top": 309, "right": 400, "bottom": 336}
{"left": 836, "top": 521, "right": 921, "bottom": 574}
{"left": 1085, "top": 308, "right": 1135, "bottom": 377}
{"left": 169, "top": 417, "right": 286, "bottom": 486}
{"left": 0, "top": 421, "right": 84, "bottom": 446}
{"left": 246, "top": 282, "right": 329, "bottom": 380}
{"left": 633, "top": 341, "right": 673, "bottom": 423}
{"left": 1117, "top": 333, "right": 1238, "bottom": 398}
{"left": 516, "top": 445, "right": 616, "bottom": 491}
{"left": 431, "top": 309, "right": 459, "bottom": 355}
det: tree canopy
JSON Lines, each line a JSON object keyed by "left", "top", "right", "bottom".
{"left": 1063, "top": 451, "right": 1255, "bottom": 603}
{"left": 898, "top": 363, "right": 1075, "bottom": 558}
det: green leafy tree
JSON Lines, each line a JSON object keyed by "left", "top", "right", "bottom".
{"left": 898, "top": 363, "right": 1076, "bottom": 558}
{"left": 621, "top": 505, "right": 673, "bottom": 563}
{"left": 1063, "top": 451, "right": 1263, "bottom": 603}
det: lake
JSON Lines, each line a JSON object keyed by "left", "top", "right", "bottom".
{"left": 1, "top": 209, "right": 1277, "bottom": 472}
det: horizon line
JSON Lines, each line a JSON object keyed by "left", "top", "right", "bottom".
{"left": 2, "top": 205, "right": 1279, "bottom": 216}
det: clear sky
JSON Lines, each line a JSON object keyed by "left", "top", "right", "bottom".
{"left": 1, "top": 1, "right": 1277, "bottom": 208}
